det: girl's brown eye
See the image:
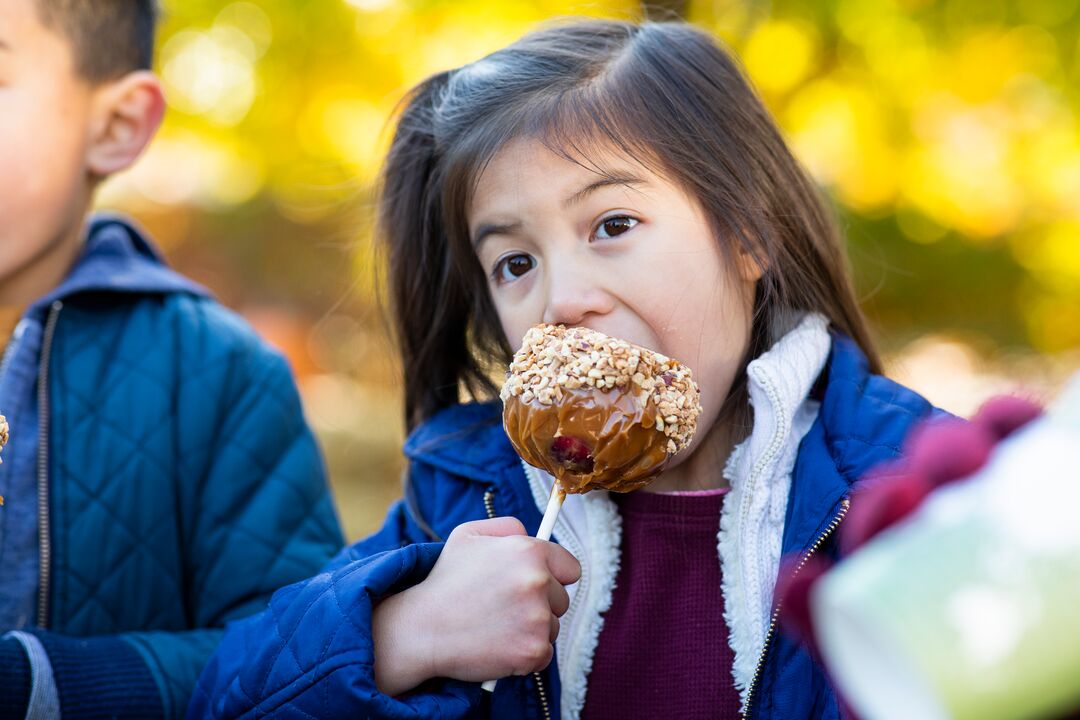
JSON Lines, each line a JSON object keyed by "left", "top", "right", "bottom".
{"left": 595, "top": 216, "right": 638, "bottom": 240}
{"left": 508, "top": 256, "right": 532, "bottom": 276}
{"left": 494, "top": 253, "right": 535, "bottom": 283}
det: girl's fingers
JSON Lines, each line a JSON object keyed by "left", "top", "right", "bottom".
{"left": 454, "top": 516, "right": 527, "bottom": 539}
{"left": 544, "top": 543, "right": 581, "bottom": 586}
{"left": 549, "top": 615, "right": 560, "bottom": 644}
{"left": 547, "top": 577, "right": 570, "bottom": 616}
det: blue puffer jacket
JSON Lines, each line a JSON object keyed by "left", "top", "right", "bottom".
{"left": 2, "top": 216, "right": 343, "bottom": 719}
{"left": 188, "top": 333, "right": 938, "bottom": 720}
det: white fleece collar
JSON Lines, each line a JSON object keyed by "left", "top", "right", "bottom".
{"left": 719, "top": 313, "right": 831, "bottom": 711}
{"left": 524, "top": 313, "right": 831, "bottom": 719}
{"left": 524, "top": 464, "right": 621, "bottom": 720}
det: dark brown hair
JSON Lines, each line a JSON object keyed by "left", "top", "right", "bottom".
{"left": 379, "top": 19, "right": 881, "bottom": 431}
{"left": 36, "top": 0, "right": 158, "bottom": 82}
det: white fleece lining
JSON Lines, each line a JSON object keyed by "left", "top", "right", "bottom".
{"left": 718, "top": 314, "right": 830, "bottom": 712}
{"left": 559, "top": 492, "right": 621, "bottom": 720}
{"left": 524, "top": 463, "right": 622, "bottom": 720}
{"left": 523, "top": 313, "right": 830, "bottom": 718}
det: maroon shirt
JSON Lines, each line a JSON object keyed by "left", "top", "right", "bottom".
{"left": 581, "top": 488, "right": 742, "bottom": 720}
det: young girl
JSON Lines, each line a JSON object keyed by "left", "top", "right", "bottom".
{"left": 188, "top": 19, "right": 943, "bottom": 720}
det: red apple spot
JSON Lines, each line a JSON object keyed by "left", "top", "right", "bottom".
{"left": 550, "top": 435, "right": 595, "bottom": 474}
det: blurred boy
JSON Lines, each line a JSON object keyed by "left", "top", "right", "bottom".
{"left": 0, "top": 1, "right": 343, "bottom": 717}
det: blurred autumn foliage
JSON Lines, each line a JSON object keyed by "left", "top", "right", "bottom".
{"left": 96, "top": 0, "right": 1080, "bottom": 539}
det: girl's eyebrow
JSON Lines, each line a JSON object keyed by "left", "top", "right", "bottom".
{"left": 472, "top": 174, "right": 644, "bottom": 248}
{"left": 472, "top": 221, "right": 523, "bottom": 249}
{"left": 563, "top": 174, "right": 645, "bottom": 208}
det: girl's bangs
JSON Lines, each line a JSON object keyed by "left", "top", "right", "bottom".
{"left": 449, "top": 72, "right": 671, "bottom": 215}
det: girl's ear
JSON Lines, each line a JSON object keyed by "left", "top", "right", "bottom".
{"left": 736, "top": 246, "right": 766, "bottom": 283}
{"left": 85, "top": 71, "right": 166, "bottom": 178}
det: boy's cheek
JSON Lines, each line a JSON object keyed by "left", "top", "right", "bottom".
{"left": 0, "top": 166, "right": 69, "bottom": 268}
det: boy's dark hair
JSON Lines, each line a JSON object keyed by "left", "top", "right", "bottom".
{"left": 380, "top": 19, "right": 883, "bottom": 430}
{"left": 36, "top": 0, "right": 158, "bottom": 82}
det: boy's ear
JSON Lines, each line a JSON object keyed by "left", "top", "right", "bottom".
{"left": 86, "top": 71, "right": 165, "bottom": 178}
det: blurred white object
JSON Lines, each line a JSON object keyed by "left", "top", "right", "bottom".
{"left": 812, "top": 372, "right": 1080, "bottom": 720}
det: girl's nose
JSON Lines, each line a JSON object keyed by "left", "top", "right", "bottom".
{"left": 542, "top": 265, "right": 615, "bottom": 327}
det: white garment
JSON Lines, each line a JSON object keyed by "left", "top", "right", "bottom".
{"left": 523, "top": 313, "right": 832, "bottom": 720}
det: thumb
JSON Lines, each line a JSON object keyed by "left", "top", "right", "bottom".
{"left": 451, "top": 516, "right": 528, "bottom": 540}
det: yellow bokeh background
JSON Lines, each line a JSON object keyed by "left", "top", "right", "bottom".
{"left": 97, "top": 0, "right": 1080, "bottom": 540}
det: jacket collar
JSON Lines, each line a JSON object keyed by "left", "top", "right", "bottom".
{"left": 819, "top": 332, "right": 937, "bottom": 486}
{"left": 781, "top": 331, "right": 940, "bottom": 558}
{"left": 403, "top": 332, "right": 937, "bottom": 498}
{"left": 402, "top": 400, "right": 519, "bottom": 485}
{"left": 30, "top": 213, "right": 210, "bottom": 314}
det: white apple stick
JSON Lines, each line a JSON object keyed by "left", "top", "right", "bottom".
{"left": 481, "top": 485, "right": 566, "bottom": 693}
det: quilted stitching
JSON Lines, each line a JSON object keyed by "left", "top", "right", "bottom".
{"left": 187, "top": 542, "right": 484, "bottom": 720}
{"left": 47, "top": 294, "right": 342, "bottom": 718}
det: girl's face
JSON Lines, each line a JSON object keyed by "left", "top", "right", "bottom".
{"left": 469, "top": 138, "right": 760, "bottom": 464}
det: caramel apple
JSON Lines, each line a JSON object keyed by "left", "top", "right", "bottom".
{"left": 501, "top": 325, "right": 701, "bottom": 494}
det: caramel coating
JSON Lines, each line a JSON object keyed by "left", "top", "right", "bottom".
{"left": 501, "top": 325, "right": 701, "bottom": 493}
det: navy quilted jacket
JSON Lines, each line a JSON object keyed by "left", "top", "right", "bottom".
{"left": 188, "top": 334, "right": 937, "bottom": 720}
{"left": 9, "top": 216, "right": 344, "bottom": 718}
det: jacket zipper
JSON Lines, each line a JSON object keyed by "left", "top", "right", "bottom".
{"left": 742, "top": 497, "right": 850, "bottom": 719}
{"left": 484, "top": 487, "right": 553, "bottom": 720}
{"left": 36, "top": 301, "right": 62, "bottom": 628}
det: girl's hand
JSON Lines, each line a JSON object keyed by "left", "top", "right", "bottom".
{"left": 372, "top": 517, "right": 581, "bottom": 695}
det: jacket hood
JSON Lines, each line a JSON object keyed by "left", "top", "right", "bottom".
{"left": 402, "top": 332, "right": 933, "bottom": 490}
{"left": 31, "top": 213, "right": 210, "bottom": 313}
